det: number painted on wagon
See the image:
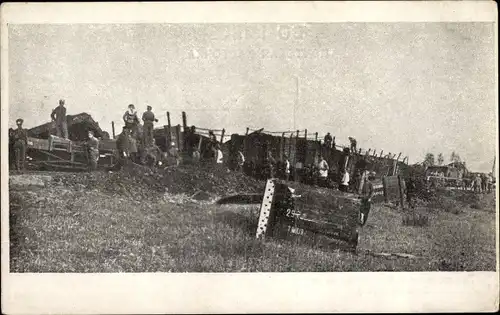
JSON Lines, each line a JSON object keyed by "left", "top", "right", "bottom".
{"left": 288, "top": 226, "right": 305, "bottom": 235}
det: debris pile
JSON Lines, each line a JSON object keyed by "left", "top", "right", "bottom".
{"left": 50, "top": 163, "right": 266, "bottom": 201}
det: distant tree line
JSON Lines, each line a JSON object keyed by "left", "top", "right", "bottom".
{"left": 423, "top": 151, "right": 463, "bottom": 167}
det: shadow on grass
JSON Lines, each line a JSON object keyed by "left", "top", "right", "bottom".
{"left": 215, "top": 210, "right": 258, "bottom": 236}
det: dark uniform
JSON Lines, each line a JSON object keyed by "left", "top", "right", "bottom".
{"left": 116, "top": 128, "right": 131, "bottom": 158}
{"left": 359, "top": 178, "right": 374, "bottom": 226}
{"left": 12, "top": 120, "right": 28, "bottom": 171}
{"left": 142, "top": 107, "right": 157, "bottom": 148}
{"left": 349, "top": 137, "right": 357, "bottom": 154}
{"left": 324, "top": 133, "right": 332, "bottom": 148}
{"left": 51, "top": 101, "right": 68, "bottom": 139}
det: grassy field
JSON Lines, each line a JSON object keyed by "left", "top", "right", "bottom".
{"left": 9, "top": 170, "right": 497, "bottom": 272}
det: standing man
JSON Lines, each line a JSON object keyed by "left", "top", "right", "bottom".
{"left": 267, "top": 151, "right": 276, "bottom": 178}
{"left": 86, "top": 130, "right": 100, "bottom": 171}
{"left": 116, "top": 126, "right": 131, "bottom": 161}
{"left": 237, "top": 149, "right": 246, "bottom": 172}
{"left": 317, "top": 155, "right": 329, "bottom": 187}
{"left": 123, "top": 104, "right": 140, "bottom": 134}
{"left": 487, "top": 173, "right": 494, "bottom": 193}
{"left": 481, "top": 173, "right": 488, "bottom": 193}
{"left": 339, "top": 170, "right": 350, "bottom": 192}
{"left": 348, "top": 137, "right": 357, "bottom": 154}
{"left": 168, "top": 141, "right": 181, "bottom": 166}
{"left": 187, "top": 126, "right": 197, "bottom": 161}
{"left": 474, "top": 174, "right": 482, "bottom": 193}
{"left": 51, "top": 99, "right": 68, "bottom": 139}
{"left": 359, "top": 172, "right": 375, "bottom": 226}
{"left": 142, "top": 105, "right": 158, "bottom": 148}
{"left": 324, "top": 133, "right": 333, "bottom": 149}
{"left": 207, "top": 130, "right": 218, "bottom": 161}
{"left": 12, "top": 118, "right": 28, "bottom": 172}
{"left": 283, "top": 154, "right": 291, "bottom": 181}
{"left": 216, "top": 144, "right": 224, "bottom": 165}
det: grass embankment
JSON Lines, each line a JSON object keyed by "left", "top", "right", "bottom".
{"left": 9, "top": 166, "right": 497, "bottom": 272}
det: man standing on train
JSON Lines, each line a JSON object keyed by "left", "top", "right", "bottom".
{"left": 142, "top": 105, "right": 158, "bottom": 148}
{"left": 324, "top": 133, "right": 333, "bottom": 149}
{"left": 51, "top": 99, "right": 68, "bottom": 139}
{"left": 123, "top": 104, "right": 140, "bottom": 134}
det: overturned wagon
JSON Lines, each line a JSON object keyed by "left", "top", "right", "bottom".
{"left": 255, "top": 179, "right": 361, "bottom": 251}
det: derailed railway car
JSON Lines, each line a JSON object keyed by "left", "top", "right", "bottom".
{"left": 227, "top": 130, "right": 407, "bottom": 189}
{"left": 255, "top": 179, "right": 361, "bottom": 251}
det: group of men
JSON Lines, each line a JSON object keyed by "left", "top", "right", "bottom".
{"left": 9, "top": 99, "right": 68, "bottom": 172}
{"left": 464, "top": 173, "right": 494, "bottom": 194}
{"left": 323, "top": 132, "right": 358, "bottom": 155}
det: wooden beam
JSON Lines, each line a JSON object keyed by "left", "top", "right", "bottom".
{"left": 281, "top": 132, "right": 285, "bottom": 160}
{"left": 166, "top": 111, "right": 172, "bottom": 149}
{"left": 164, "top": 125, "right": 170, "bottom": 150}
{"left": 111, "top": 121, "right": 116, "bottom": 139}
{"left": 175, "top": 124, "right": 181, "bottom": 149}
{"left": 220, "top": 128, "right": 225, "bottom": 143}
{"left": 182, "top": 111, "right": 188, "bottom": 132}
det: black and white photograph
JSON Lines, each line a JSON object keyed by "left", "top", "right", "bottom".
{"left": 1, "top": 1, "right": 498, "bottom": 313}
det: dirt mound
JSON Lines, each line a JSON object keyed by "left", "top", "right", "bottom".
{"left": 50, "top": 163, "right": 266, "bottom": 200}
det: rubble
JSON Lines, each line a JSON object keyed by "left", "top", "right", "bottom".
{"left": 47, "top": 163, "right": 266, "bottom": 201}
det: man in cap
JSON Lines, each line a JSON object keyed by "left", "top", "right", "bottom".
{"left": 168, "top": 141, "right": 181, "bottom": 166}
{"left": 116, "top": 126, "right": 131, "bottom": 161}
{"left": 359, "top": 172, "right": 375, "bottom": 226}
{"left": 142, "top": 139, "right": 163, "bottom": 167}
{"left": 86, "top": 130, "right": 100, "bottom": 171}
{"left": 12, "top": 118, "right": 28, "bottom": 171}
{"left": 348, "top": 137, "right": 357, "bottom": 154}
{"left": 123, "top": 104, "right": 140, "bottom": 134}
{"left": 324, "top": 133, "right": 333, "bottom": 149}
{"left": 51, "top": 99, "right": 68, "bottom": 139}
{"left": 142, "top": 105, "right": 158, "bottom": 148}
{"left": 267, "top": 150, "right": 276, "bottom": 178}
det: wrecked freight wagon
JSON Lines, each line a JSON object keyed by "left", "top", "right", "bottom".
{"left": 219, "top": 178, "right": 362, "bottom": 251}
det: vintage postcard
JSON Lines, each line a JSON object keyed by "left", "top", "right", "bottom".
{"left": 1, "top": 1, "right": 498, "bottom": 314}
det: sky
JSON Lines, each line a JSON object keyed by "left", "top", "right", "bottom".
{"left": 7, "top": 23, "right": 497, "bottom": 172}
